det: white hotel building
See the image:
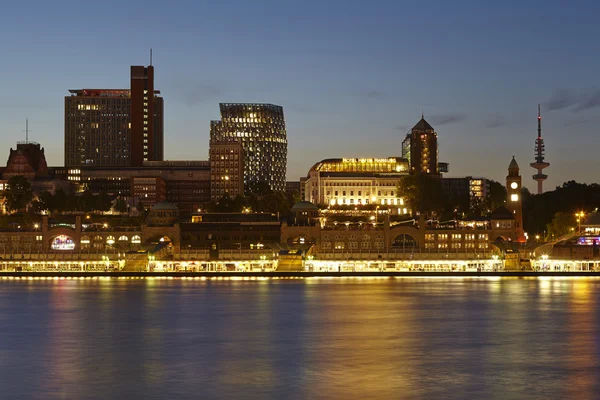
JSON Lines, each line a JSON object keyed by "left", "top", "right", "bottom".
{"left": 302, "top": 157, "right": 410, "bottom": 214}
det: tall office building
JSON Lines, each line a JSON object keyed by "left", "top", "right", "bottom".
{"left": 210, "top": 103, "right": 287, "bottom": 193}
{"left": 64, "top": 65, "right": 163, "bottom": 167}
{"left": 408, "top": 116, "right": 438, "bottom": 175}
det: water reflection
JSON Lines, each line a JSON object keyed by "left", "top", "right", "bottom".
{"left": 0, "top": 278, "right": 599, "bottom": 399}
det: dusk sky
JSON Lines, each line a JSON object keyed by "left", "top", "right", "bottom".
{"left": 1, "top": 0, "right": 599, "bottom": 190}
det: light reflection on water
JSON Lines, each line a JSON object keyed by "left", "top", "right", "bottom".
{"left": 0, "top": 278, "right": 599, "bottom": 399}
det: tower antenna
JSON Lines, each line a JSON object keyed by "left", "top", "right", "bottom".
{"left": 150, "top": 48, "right": 153, "bottom": 66}
{"left": 530, "top": 104, "right": 549, "bottom": 194}
{"left": 22, "top": 118, "right": 32, "bottom": 143}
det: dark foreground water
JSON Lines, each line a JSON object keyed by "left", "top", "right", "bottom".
{"left": 1, "top": 277, "right": 600, "bottom": 399}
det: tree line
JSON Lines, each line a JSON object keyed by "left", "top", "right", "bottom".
{"left": 0, "top": 175, "right": 128, "bottom": 215}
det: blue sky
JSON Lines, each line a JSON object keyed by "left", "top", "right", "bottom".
{"left": 0, "top": 0, "right": 599, "bottom": 189}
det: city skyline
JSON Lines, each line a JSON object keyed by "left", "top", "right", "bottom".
{"left": 1, "top": 0, "right": 599, "bottom": 189}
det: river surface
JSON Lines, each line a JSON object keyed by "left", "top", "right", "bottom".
{"left": 1, "top": 277, "right": 599, "bottom": 399}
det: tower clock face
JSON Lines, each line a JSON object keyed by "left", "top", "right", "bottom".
{"left": 510, "top": 182, "right": 518, "bottom": 189}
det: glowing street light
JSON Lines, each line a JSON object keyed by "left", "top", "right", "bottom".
{"left": 575, "top": 211, "right": 585, "bottom": 233}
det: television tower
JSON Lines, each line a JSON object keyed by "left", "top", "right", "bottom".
{"left": 530, "top": 104, "right": 549, "bottom": 194}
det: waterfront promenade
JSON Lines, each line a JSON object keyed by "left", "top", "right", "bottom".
{"left": 2, "top": 271, "right": 600, "bottom": 278}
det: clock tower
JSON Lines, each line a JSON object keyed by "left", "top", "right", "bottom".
{"left": 506, "top": 156, "right": 525, "bottom": 241}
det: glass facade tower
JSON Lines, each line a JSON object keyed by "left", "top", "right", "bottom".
{"left": 210, "top": 103, "right": 287, "bottom": 193}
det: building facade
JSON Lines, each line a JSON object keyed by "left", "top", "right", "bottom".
{"left": 441, "top": 177, "right": 490, "bottom": 210}
{"left": 64, "top": 65, "right": 164, "bottom": 167}
{"left": 64, "top": 161, "right": 210, "bottom": 213}
{"left": 209, "top": 141, "right": 244, "bottom": 200}
{"left": 302, "top": 157, "right": 409, "bottom": 213}
{"left": 210, "top": 103, "right": 287, "bottom": 193}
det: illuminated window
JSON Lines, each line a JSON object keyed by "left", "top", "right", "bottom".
{"left": 511, "top": 194, "right": 519, "bottom": 202}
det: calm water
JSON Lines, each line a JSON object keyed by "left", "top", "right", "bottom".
{"left": 1, "top": 277, "right": 600, "bottom": 399}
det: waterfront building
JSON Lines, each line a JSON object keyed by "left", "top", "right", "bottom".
{"left": 282, "top": 201, "right": 517, "bottom": 264}
{"left": 302, "top": 157, "right": 409, "bottom": 214}
{"left": 64, "top": 65, "right": 164, "bottom": 167}
{"left": 183, "top": 212, "right": 281, "bottom": 252}
{"left": 210, "top": 103, "right": 287, "bottom": 193}
{"left": 209, "top": 141, "right": 244, "bottom": 200}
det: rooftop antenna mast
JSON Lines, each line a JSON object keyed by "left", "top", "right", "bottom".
{"left": 150, "top": 48, "right": 153, "bottom": 66}
{"left": 23, "top": 118, "right": 31, "bottom": 143}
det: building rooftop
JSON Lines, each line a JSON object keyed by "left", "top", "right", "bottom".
{"left": 412, "top": 117, "right": 434, "bottom": 131}
{"left": 68, "top": 89, "right": 161, "bottom": 96}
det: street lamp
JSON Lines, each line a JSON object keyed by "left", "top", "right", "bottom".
{"left": 575, "top": 211, "right": 585, "bottom": 233}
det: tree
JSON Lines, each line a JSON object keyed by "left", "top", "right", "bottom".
{"left": 53, "top": 188, "right": 68, "bottom": 213}
{"left": 488, "top": 180, "right": 507, "bottom": 211}
{"left": 95, "top": 192, "right": 112, "bottom": 212}
{"left": 29, "top": 199, "right": 47, "bottom": 215}
{"left": 1, "top": 175, "right": 34, "bottom": 213}
{"left": 398, "top": 174, "right": 444, "bottom": 215}
{"left": 136, "top": 201, "right": 146, "bottom": 215}
{"left": 39, "top": 191, "right": 55, "bottom": 214}
{"left": 114, "top": 197, "right": 128, "bottom": 214}
{"left": 546, "top": 212, "right": 577, "bottom": 240}
{"left": 78, "top": 190, "right": 95, "bottom": 212}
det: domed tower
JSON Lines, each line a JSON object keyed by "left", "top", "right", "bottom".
{"left": 506, "top": 157, "right": 525, "bottom": 241}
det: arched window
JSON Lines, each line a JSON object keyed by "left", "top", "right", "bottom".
{"left": 391, "top": 234, "right": 417, "bottom": 248}
{"left": 106, "top": 236, "right": 115, "bottom": 245}
{"left": 118, "top": 236, "right": 128, "bottom": 242}
{"left": 132, "top": 235, "right": 141, "bottom": 244}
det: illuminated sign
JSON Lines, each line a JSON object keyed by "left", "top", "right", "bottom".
{"left": 51, "top": 235, "right": 75, "bottom": 251}
{"left": 342, "top": 158, "right": 396, "bottom": 163}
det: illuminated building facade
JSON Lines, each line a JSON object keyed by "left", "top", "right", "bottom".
{"left": 210, "top": 103, "right": 287, "bottom": 193}
{"left": 64, "top": 65, "right": 164, "bottom": 167}
{"left": 303, "top": 157, "right": 410, "bottom": 214}
{"left": 209, "top": 141, "right": 244, "bottom": 200}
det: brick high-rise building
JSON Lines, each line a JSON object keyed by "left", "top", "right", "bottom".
{"left": 209, "top": 141, "right": 244, "bottom": 200}
{"left": 64, "top": 65, "right": 163, "bottom": 167}
{"left": 408, "top": 116, "right": 438, "bottom": 175}
{"left": 210, "top": 103, "right": 287, "bottom": 193}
